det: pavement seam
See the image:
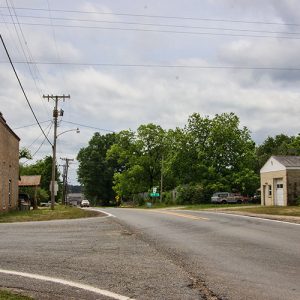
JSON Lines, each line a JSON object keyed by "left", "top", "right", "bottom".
{"left": 112, "top": 217, "right": 221, "bottom": 300}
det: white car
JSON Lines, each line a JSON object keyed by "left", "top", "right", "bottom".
{"left": 80, "top": 200, "right": 90, "bottom": 207}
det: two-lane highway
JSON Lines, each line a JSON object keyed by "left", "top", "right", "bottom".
{"left": 105, "top": 208, "right": 300, "bottom": 300}
{"left": 0, "top": 208, "right": 299, "bottom": 299}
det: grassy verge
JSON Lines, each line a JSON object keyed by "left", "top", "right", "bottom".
{"left": 121, "top": 203, "right": 257, "bottom": 210}
{"left": 182, "top": 203, "right": 257, "bottom": 210}
{"left": 0, "top": 290, "right": 33, "bottom": 300}
{"left": 223, "top": 206, "right": 300, "bottom": 217}
{"left": 0, "top": 205, "right": 101, "bottom": 223}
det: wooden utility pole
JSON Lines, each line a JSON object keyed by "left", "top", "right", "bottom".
{"left": 43, "top": 94, "right": 70, "bottom": 210}
{"left": 160, "top": 154, "right": 164, "bottom": 203}
{"left": 60, "top": 157, "right": 74, "bottom": 205}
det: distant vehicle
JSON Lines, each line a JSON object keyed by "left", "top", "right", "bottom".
{"left": 211, "top": 192, "right": 243, "bottom": 204}
{"left": 249, "top": 193, "right": 261, "bottom": 204}
{"left": 18, "top": 193, "right": 31, "bottom": 210}
{"left": 80, "top": 200, "right": 90, "bottom": 207}
{"left": 40, "top": 201, "right": 57, "bottom": 207}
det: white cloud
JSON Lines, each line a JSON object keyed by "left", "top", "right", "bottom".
{"left": 3, "top": 0, "right": 300, "bottom": 184}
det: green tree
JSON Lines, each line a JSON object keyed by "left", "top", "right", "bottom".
{"left": 19, "top": 147, "right": 32, "bottom": 159}
{"left": 256, "top": 134, "right": 296, "bottom": 169}
{"left": 77, "top": 132, "right": 117, "bottom": 205}
{"left": 166, "top": 112, "right": 257, "bottom": 196}
{"left": 107, "top": 124, "right": 166, "bottom": 198}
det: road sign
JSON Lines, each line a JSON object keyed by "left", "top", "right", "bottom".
{"left": 150, "top": 192, "right": 160, "bottom": 197}
{"left": 152, "top": 187, "right": 157, "bottom": 193}
{"left": 49, "top": 181, "right": 58, "bottom": 196}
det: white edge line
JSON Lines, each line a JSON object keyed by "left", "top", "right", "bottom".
{"left": 85, "top": 208, "right": 116, "bottom": 218}
{"left": 182, "top": 210, "right": 300, "bottom": 226}
{"left": 0, "top": 269, "right": 134, "bottom": 300}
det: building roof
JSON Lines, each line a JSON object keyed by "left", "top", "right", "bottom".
{"left": 19, "top": 175, "right": 41, "bottom": 187}
{"left": 0, "top": 112, "right": 20, "bottom": 141}
{"left": 272, "top": 156, "right": 300, "bottom": 167}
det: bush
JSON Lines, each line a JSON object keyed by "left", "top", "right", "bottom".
{"left": 176, "top": 184, "right": 205, "bottom": 205}
{"left": 133, "top": 194, "right": 145, "bottom": 206}
{"left": 163, "top": 191, "right": 175, "bottom": 205}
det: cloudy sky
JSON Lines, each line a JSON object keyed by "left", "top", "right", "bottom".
{"left": 1, "top": 0, "right": 300, "bottom": 184}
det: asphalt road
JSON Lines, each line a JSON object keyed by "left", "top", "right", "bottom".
{"left": 0, "top": 208, "right": 299, "bottom": 300}
{"left": 105, "top": 208, "right": 300, "bottom": 300}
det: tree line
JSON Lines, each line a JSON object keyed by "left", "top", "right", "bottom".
{"left": 20, "top": 112, "right": 300, "bottom": 205}
{"left": 77, "top": 112, "right": 300, "bottom": 206}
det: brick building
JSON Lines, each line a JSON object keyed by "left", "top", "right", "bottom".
{"left": 0, "top": 112, "right": 20, "bottom": 212}
{"left": 260, "top": 156, "right": 300, "bottom": 206}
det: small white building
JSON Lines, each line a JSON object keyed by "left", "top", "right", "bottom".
{"left": 260, "top": 156, "right": 300, "bottom": 206}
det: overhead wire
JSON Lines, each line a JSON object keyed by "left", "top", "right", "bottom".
{"left": 0, "top": 20, "right": 299, "bottom": 40}
{"left": 13, "top": 119, "right": 51, "bottom": 130}
{"left": 1, "top": 13, "right": 300, "bottom": 36}
{"left": 25, "top": 120, "right": 52, "bottom": 149}
{"left": 2, "top": 60, "right": 300, "bottom": 72}
{"left": 5, "top": 0, "right": 50, "bottom": 115}
{"left": 1, "top": 6, "right": 300, "bottom": 27}
{"left": 45, "top": 0, "right": 67, "bottom": 88}
{"left": 61, "top": 120, "right": 114, "bottom": 133}
{"left": 22, "top": 120, "right": 53, "bottom": 163}
{"left": 0, "top": 34, "right": 53, "bottom": 146}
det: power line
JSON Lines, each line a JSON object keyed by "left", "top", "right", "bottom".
{"left": 5, "top": 1, "right": 50, "bottom": 116}
{"left": 23, "top": 121, "right": 53, "bottom": 163}
{"left": 61, "top": 120, "right": 114, "bottom": 133}
{"left": 25, "top": 120, "right": 52, "bottom": 149}
{"left": 0, "top": 34, "right": 52, "bottom": 146}
{"left": 3, "top": 60, "right": 300, "bottom": 72}
{"left": 6, "top": 1, "right": 41, "bottom": 92}
{"left": 1, "top": 20, "right": 299, "bottom": 40}
{"left": 1, "top": 13, "right": 300, "bottom": 36}
{"left": 1, "top": 6, "right": 299, "bottom": 27}
{"left": 13, "top": 119, "right": 51, "bottom": 130}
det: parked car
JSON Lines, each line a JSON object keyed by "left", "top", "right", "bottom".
{"left": 211, "top": 192, "right": 243, "bottom": 204}
{"left": 18, "top": 193, "right": 31, "bottom": 210}
{"left": 80, "top": 200, "right": 90, "bottom": 207}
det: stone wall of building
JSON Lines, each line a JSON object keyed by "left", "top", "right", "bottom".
{"left": 0, "top": 114, "right": 20, "bottom": 212}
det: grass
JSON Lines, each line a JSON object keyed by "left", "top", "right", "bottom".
{"left": 224, "top": 206, "right": 300, "bottom": 217}
{"left": 181, "top": 203, "right": 300, "bottom": 217}
{"left": 0, "top": 290, "right": 33, "bottom": 300}
{"left": 122, "top": 202, "right": 257, "bottom": 210}
{"left": 182, "top": 203, "right": 257, "bottom": 210}
{"left": 0, "top": 205, "right": 101, "bottom": 223}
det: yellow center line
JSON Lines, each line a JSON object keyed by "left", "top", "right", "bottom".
{"left": 151, "top": 210, "right": 209, "bottom": 221}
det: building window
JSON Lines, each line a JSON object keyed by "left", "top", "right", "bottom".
{"left": 268, "top": 185, "right": 272, "bottom": 197}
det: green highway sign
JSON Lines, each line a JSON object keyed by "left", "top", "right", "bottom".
{"left": 150, "top": 192, "right": 160, "bottom": 197}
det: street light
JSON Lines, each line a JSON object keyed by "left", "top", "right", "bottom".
{"left": 56, "top": 128, "right": 80, "bottom": 138}
{"left": 50, "top": 127, "right": 80, "bottom": 210}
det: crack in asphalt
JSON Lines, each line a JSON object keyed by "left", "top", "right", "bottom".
{"left": 112, "top": 218, "right": 222, "bottom": 300}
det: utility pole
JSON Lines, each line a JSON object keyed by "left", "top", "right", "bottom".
{"left": 60, "top": 157, "right": 74, "bottom": 205}
{"left": 43, "top": 94, "right": 70, "bottom": 210}
{"left": 160, "top": 154, "right": 164, "bottom": 203}
{"left": 60, "top": 164, "right": 67, "bottom": 205}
